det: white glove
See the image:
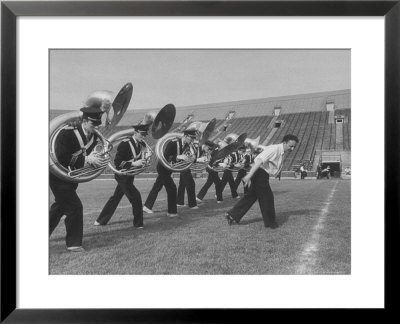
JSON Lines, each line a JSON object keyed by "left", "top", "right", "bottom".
{"left": 234, "top": 163, "right": 241, "bottom": 168}
{"left": 131, "top": 159, "right": 146, "bottom": 167}
{"left": 197, "top": 156, "right": 207, "bottom": 163}
{"left": 86, "top": 153, "right": 108, "bottom": 168}
{"left": 177, "top": 154, "right": 188, "bottom": 161}
{"left": 218, "top": 162, "right": 227, "bottom": 168}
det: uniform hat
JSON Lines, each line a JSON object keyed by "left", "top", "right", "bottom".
{"left": 132, "top": 123, "right": 150, "bottom": 134}
{"left": 80, "top": 107, "right": 104, "bottom": 126}
{"left": 80, "top": 90, "right": 113, "bottom": 126}
{"left": 183, "top": 129, "right": 197, "bottom": 137}
{"left": 204, "top": 140, "right": 216, "bottom": 148}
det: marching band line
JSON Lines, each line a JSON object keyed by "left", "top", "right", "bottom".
{"left": 49, "top": 84, "right": 298, "bottom": 252}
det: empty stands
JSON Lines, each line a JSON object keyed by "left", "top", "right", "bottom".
{"left": 50, "top": 90, "right": 351, "bottom": 174}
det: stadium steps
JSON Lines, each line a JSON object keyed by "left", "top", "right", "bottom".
{"left": 270, "top": 113, "right": 296, "bottom": 144}
{"left": 262, "top": 128, "right": 277, "bottom": 145}
{"left": 282, "top": 112, "right": 308, "bottom": 170}
{"left": 284, "top": 112, "right": 311, "bottom": 170}
{"left": 321, "top": 122, "right": 332, "bottom": 151}
{"left": 302, "top": 111, "right": 323, "bottom": 162}
{"left": 335, "top": 122, "right": 344, "bottom": 151}
{"left": 296, "top": 111, "right": 318, "bottom": 163}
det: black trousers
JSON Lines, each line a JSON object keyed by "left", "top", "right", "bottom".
{"left": 49, "top": 173, "right": 83, "bottom": 248}
{"left": 197, "top": 168, "right": 223, "bottom": 201}
{"left": 221, "top": 170, "right": 238, "bottom": 198}
{"left": 144, "top": 175, "right": 163, "bottom": 210}
{"left": 177, "top": 169, "right": 197, "bottom": 207}
{"left": 145, "top": 162, "right": 177, "bottom": 214}
{"left": 234, "top": 169, "right": 248, "bottom": 194}
{"left": 228, "top": 169, "right": 277, "bottom": 227}
{"left": 320, "top": 171, "right": 330, "bottom": 179}
{"left": 96, "top": 174, "right": 143, "bottom": 227}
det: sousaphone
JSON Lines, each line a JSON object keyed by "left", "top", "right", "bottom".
{"left": 49, "top": 82, "right": 133, "bottom": 183}
{"left": 155, "top": 118, "right": 216, "bottom": 172}
{"left": 189, "top": 118, "right": 217, "bottom": 172}
{"left": 208, "top": 133, "right": 247, "bottom": 172}
{"left": 107, "top": 104, "right": 176, "bottom": 176}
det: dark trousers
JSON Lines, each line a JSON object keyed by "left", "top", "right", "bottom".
{"left": 145, "top": 162, "right": 177, "bottom": 214}
{"left": 96, "top": 175, "right": 143, "bottom": 227}
{"left": 49, "top": 173, "right": 83, "bottom": 248}
{"left": 320, "top": 171, "right": 330, "bottom": 179}
{"left": 177, "top": 169, "right": 197, "bottom": 207}
{"left": 144, "top": 174, "right": 164, "bottom": 210}
{"left": 234, "top": 169, "right": 248, "bottom": 194}
{"left": 301, "top": 171, "right": 307, "bottom": 179}
{"left": 228, "top": 169, "right": 277, "bottom": 228}
{"left": 221, "top": 170, "right": 238, "bottom": 198}
{"left": 197, "top": 168, "right": 223, "bottom": 201}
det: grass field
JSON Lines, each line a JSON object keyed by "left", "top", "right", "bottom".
{"left": 49, "top": 177, "right": 351, "bottom": 275}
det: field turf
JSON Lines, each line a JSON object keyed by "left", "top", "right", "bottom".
{"left": 49, "top": 178, "right": 351, "bottom": 275}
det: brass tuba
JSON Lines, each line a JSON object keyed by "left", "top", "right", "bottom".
{"left": 107, "top": 104, "right": 176, "bottom": 176}
{"left": 154, "top": 118, "right": 215, "bottom": 172}
{"left": 207, "top": 133, "right": 247, "bottom": 172}
{"left": 155, "top": 132, "right": 195, "bottom": 172}
{"left": 223, "top": 133, "right": 239, "bottom": 145}
{"left": 189, "top": 119, "right": 217, "bottom": 172}
{"left": 209, "top": 110, "right": 236, "bottom": 142}
{"left": 49, "top": 83, "right": 133, "bottom": 183}
{"left": 244, "top": 136, "right": 261, "bottom": 152}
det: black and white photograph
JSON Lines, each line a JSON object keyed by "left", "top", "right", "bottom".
{"left": 4, "top": 2, "right": 397, "bottom": 317}
{"left": 49, "top": 49, "right": 352, "bottom": 275}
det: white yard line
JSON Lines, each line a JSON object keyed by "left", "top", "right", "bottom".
{"left": 295, "top": 180, "right": 339, "bottom": 274}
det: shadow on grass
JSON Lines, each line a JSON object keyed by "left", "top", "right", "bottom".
{"left": 50, "top": 200, "right": 232, "bottom": 250}
{"left": 237, "top": 208, "right": 320, "bottom": 226}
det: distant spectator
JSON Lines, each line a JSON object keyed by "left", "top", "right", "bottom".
{"left": 316, "top": 163, "right": 322, "bottom": 179}
{"left": 300, "top": 164, "right": 307, "bottom": 179}
{"left": 344, "top": 166, "right": 351, "bottom": 175}
{"left": 320, "top": 165, "right": 331, "bottom": 179}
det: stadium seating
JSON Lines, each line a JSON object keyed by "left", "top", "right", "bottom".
{"left": 50, "top": 90, "right": 351, "bottom": 174}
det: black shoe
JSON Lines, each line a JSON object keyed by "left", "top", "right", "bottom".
{"left": 225, "top": 213, "right": 236, "bottom": 226}
{"left": 266, "top": 222, "right": 278, "bottom": 229}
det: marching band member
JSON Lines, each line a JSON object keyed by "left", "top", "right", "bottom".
{"left": 49, "top": 93, "right": 110, "bottom": 252}
{"left": 176, "top": 139, "right": 200, "bottom": 209}
{"left": 144, "top": 128, "right": 197, "bottom": 217}
{"left": 220, "top": 148, "right": 241, "bottom": 200}
{"left": 94, "top": 123, "right": 151, "bottom": 228}
{"left": 196, "top": 140, "right": 225, "bottom": 203}
{"left": 234, "top": 146, "right": 262, "bottom": 194}
{"left": 225, "top": 134, "right": 299, "bottom": 229}
{"left": 233, "top": 145, "right": 248, "bottom": 193}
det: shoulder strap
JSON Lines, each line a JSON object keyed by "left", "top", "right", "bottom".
{"left": 69, "top": 129, "right": 95, "bottom": 167}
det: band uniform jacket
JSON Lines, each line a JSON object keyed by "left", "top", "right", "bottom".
{"left": 225, "top": 151, "right": 241, "bottom": 169}
{"left": 243, "top": 153, "right": 254, "bottom": 170}
{"left": 207, "top": 147, "right": 224, "bottom": 169}
{"left": 115, "top": 138, "right": 146, "bottom": 171}
{"left": 163, "top": 138, "right": 196, "bottom": 164}
{"left": 54, "top": 124, "right": 100, "bottom": 171}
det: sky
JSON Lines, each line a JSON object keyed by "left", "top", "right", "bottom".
{"left": 50, "top": 49, "right": 350, "bottom": 111}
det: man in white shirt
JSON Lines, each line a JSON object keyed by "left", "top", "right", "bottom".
{"left": 225, "top": 134, "right": 299, "bottom": 229}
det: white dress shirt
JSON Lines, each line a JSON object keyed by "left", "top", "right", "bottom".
{"left": 254, "top": 143, "right": 285, "bottom": 176}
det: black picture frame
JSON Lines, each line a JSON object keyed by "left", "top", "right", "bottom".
{"left": 1, "top": 1, "right": 399, "bottom": 322}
